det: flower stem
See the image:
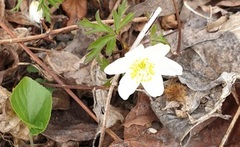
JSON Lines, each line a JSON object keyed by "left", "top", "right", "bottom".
{"left": 29, "top": 133, "right": 34, "bottom": 147}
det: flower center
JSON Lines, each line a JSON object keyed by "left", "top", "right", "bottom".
{"left": 130, "top": 58, "right": 155, "bottom": 83}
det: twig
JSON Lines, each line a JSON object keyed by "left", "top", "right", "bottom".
{"left": 0, "top": 17, "right": 148, "bottom": 44}
{"left": 0, "top": 20, "right": 120, "bottom": 141}
{"left": 171, "top": 0, "right": 182, "bottom": 55}
{"left": 98, "top": 75, "right": 120, "bottom": 147}
{"left": 219, "top": 105, "right": 240, "bottom": 146}
{"left": 42, "top": 82, "right": 109, "bottom": 90}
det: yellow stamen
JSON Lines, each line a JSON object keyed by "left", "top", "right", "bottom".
{"left": 130, "top": 58, "right": 155, "bottom": 83}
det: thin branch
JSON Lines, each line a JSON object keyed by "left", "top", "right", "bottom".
{"left": 171, "top": 0, "right": 182, "bottom": 55}
{"left": 42, "top": 82, "right": 109, "bottom": 90}
{"left": 99, "top": 75, "right": 120, "bottom": 147}
{"left": 219, "top": 105, "right": 240, "bottom": 146}
{"left": 0, "top": 17, "right": 148, "bottom": 44}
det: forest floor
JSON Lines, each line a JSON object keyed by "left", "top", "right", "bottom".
{"left": 1, "top": 0, "right": 240, "bottom": 146}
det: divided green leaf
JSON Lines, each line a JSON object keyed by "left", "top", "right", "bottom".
{"left": 97, "top": 56, "right": 110, "bottom": 71}
{"left": 80, "top": 0, "right": 134, "bottom": 64}
{"left": 10, "top": 77, "right": 52, "bottom": 135}
{"left": 38, "top": 0, "right": 63, "bottom": 22}
{"left": 85, "top": 34, "right": 115, "bottom": 63}
{"left": 150, "top": 25, "right": 168, "bottom": 45}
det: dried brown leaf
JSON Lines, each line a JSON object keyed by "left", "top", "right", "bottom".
{"left": 124, "top": 93, "right": 158, "bottom": 128}
{"left": 161, "top": 14, "right": 178, "bottom": 30}
{"left": 216, "top": 0, "right": 240, "bottom": 7}
{"left": 62, "top": 0, "right": 87, "bottom": 26}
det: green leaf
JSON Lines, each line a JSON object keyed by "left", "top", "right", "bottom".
{"left": 95, "top": 11, "right": 115, "bottom": 34}
{"left": 97, "top": 56, "right": 110, "bottom": 71}
{"left": 48, "top": 0, "right": 63, "bottom": 7}
{"left": 10, "top": 77, "right": 52, "bottom": 135}
{"left": 150, "top": 25, "right": 168, "bottom": 45}
{"left": 80, "top": 15, "right": 114, "bottom": 34}
{"left": 106, "top": 38, "right": 116, "bottom": 56}
{"left": 85, "top": 34, "right": 115, "bottom": 63}
{"left": 80, "top": 18, "right": 104, "bottom": 33}
{"left": 11, "top": 0, "right": 23, "bottom": 11}
{"left": 118, "top": 13, "right": 134, "bottom": 32}
{"left": 27, "top": 65, "right": 39, "bottom": 73}
{"left": 118, "top": 0, "right": 128, "bottom": 17}
{"left": 88, "top": 34, "right": 115, "bottom": 50}
{"left": 113, "top": 11, "right": 120, "bottom": 31}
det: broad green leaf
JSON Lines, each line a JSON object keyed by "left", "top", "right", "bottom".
{"left": 10, "top": 77, "right": 52, "bottom": 135}
{"left": 34, "top": 78, "right": 54, "bottom": 94}
{"left": 106, "top": 38, "right": 116, "bottom": 56}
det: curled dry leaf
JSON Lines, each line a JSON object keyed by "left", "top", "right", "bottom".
{"left": 216, "top": 0, "right": 240, "bottom": 7}
{"left": 0, "top": 86, "right": 29, "bottom": 141}
{"left": 62, "top": 0, "right": 87, "bottom": 26}
{"left": 161, "top": 14, "right": 178, "bottom": 30}
{"left": 45, "top": 50, "right": 82, "bottom": 75}
{"left": 124, "top": 93, "right": 158, "bottom": 127}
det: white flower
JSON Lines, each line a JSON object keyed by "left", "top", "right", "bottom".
{"left": 29, "top": 0, "right": 43, "bottom": 23}
{"left": 104, "top": 43, "right": 183, "bottom": 100}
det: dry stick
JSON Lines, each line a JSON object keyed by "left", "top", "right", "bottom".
{"left": 171, "top": 0, "right": 182, "bottom": 55}
{"left": 0, "top": 20, "right": 120, "bottom": 141}
{"left": 98, "top": 75, "right": 120, "bottom": 147}
{"left": 42, "top": 82, "right": 108, "bottom": 90}
{"left": 0, "top": 17, "right": 148, "bottom": 44}
{"left": 0, "top": 25, "right": 78, "bottom": 44}
{"left": 219, "top": 106, "right": 240, "bottom": 146}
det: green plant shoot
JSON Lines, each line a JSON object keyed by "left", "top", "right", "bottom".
{"left": 12, "top": 0, "right": 63, "bottom": 22}
{"left": 10, "top": 77, "right": 52, "bottom": 135}
{"left": 80, "top": 0, "right": 134, "bottom": 65}
{"left": 150, "top": 24, "right": 168, "bottom": 45}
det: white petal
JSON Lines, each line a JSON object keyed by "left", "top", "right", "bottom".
{"left": 125, "top": 44, "right": 145, "bottom": 58}
{"left": 29, "top": 0, "right": 43, "bottom": 23}
{"left": 118, "top": 73, "right": 140, "bottom": 100}
{"left": 146, "top": 43, "right": 170, "bottom": 57}
{"left": 142, "top": 75, "right": 164, "bottom": 97}
{"left": 104, "top": 57, "right": 129, "bottom": 75}
{"left": 156, "top": 57, "right": 183, "bottom": 76}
